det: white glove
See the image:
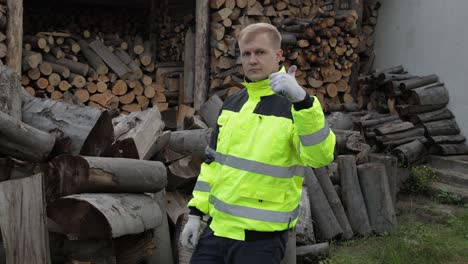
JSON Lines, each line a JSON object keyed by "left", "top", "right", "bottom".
{"left": 269, "top": 65, "right": 306, "bottom": 103}
{"left": 180, "top": 215, "right": 202, "bottom": 248}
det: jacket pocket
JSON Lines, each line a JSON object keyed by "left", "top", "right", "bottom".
{"left": 239, "top": 183, "right": 286, "bottom": 204}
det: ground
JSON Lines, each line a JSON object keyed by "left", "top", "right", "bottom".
{"left": 322, "top": 194, "right": 468, "bottom": 264}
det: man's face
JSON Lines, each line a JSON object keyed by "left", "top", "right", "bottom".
{"left": 239, "top": 33, "right": 283, "bottom": 81}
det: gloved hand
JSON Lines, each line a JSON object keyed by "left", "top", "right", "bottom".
{"left": 180, "top": 215, "right": 202, "bottom": 248}
{"left": 269, "top": 65, "right": 306, "bottom": 103}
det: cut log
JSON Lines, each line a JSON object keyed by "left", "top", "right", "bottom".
{"left": 21, "top": 91, "right": 113, "bottom": 156}
{"left": 304, "top": 168, "right": 343, "bottom": 240}
{"left": 374, "top": 121, "right": 414, "bottom": 135}
{"left": 22, "top": 49, "right": 42, "bottom": 69}
{"left": 357, "top": 163, "right": 397, "bottom": 235}
{"left": 119, "top": 91, "right": 135, "bottom": 105}
{"left": 0, "top": 65, "right": 22, "bottom": 120}
{"left": 377, "top": 127, "right": 425, "bottom": 143}
{"left": 431, "top": 135, "right": 466, "bottom": 145}
{"left": 69, "top": 73, "right": 86, "bottom": 88}
{"left": 199, "top": 94, "right": 223, "bottom": 128}
{"left": 391, "top": 139, "right": 428, "bottom": 168}
{"left": 47, "top": 193, "right": 162, "bottom": 240}
{"left": 167, "top": 156, "right": 201, "bottom": 191}
{"left": 0, "top": 157, "right": 42, "bottom": 183}
{"left": 47, "top": 155, "right": 167, "bottom": 200}
{"left": 410, "top": 108, "right": 454, "bottom": 124}
{"left": 410, "top": 85, "right": 449, "bottom": 106}
{"left": 433, "top": 144, "right": 468, "bottom": 155}
{"left": 314, "top": 167, "right": 353, "bottom": 239}
{"left": 0, "top": 110, "right": 55, "bottom": 162}
{"left": 112, "top": 80, "right": 128, "bottom": 96}
{"left": 337, "top": 155, "right": 372, "bottom": 235}
{"left": 399, "top": 74, "right": 439, "bottom": 91}
{"left": 296, "top": 187, "right": 315, "bottom": 244}
{"left": 49, "top": 62, "right": 71, "bottom": 78}
{"left": 168, "top": 129, "right": 211, "bottom": 158}
{"left": 359, "top": 115, "right": 400, "bottom": 128}
{"left": 296, "top": 242, "right": 329, "bottom": 260}
{"left": 0, "top": 174, "right": 51, "bottom": 264}
{"left": 89, "top": 40, "right": 131, "bottom": 79}
{"left": 89, "top": 93, "right": 119, "bottom": 109}
{"left": 45, "top": 55, "right": 89, "bottom": 76}
{"left": 114, "top": 48, "right": 143, "bottom": 79}
{"left": 78, "top": 40, "right": 109, "bottom": 75}
{"left": 368, "top": 154, "right": 398, "bottom": 207}
{"left": 423, "top": 119, "right": 460, "bottom": 136}
{"left": 112, "top": 108, "right": 165, "bottom": 160}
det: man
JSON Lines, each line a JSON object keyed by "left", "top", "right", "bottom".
{"left": 180, "top": 23, "right": 336, "bottom": 264}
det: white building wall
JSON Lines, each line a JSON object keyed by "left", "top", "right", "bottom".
{"left": 373, "top": 0, "right": 468, "bottom": 136}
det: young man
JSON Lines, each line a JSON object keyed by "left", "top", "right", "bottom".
{"left": 180, "top": 23, "right": 336, "bottom": 264}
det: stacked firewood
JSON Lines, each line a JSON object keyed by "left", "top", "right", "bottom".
{"left": 358, "top": 65, "right": 468, "bottom": 167}
{"left": 0, "top": 66, "right": 176, "bottom": 263}
{"left": 0, "top": 1, "right": 6, "bottom": 65}
{"left": 21, "top": 6, "right": 194, "bottom": 114}
{"left": 358, "top": 0, "right": 381, "bottom": 74}
{"left": 208, "top": 0, "right": 362, "bottom": 109}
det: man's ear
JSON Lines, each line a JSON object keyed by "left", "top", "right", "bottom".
{"left": 275, "top": 49, "right": 284, "bottom": 63}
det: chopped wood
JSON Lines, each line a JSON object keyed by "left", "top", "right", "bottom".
{"left": 89, "top": 40, "right": 131, "bottom": 79}
{"left": 78, "top": 39, "right": 109, "bottom": 75}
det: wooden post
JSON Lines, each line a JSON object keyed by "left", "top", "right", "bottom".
{"left": 184, "top": 28, "right": 195, "bottom": 104}
{"left": 6, "top": 0, "right": 23, "bottom": 75}
{"left": 0, "top": 174, "right": 51, "bottom": 264}
{"left": 194, "top": 0, "right": 210, "bottom": 111}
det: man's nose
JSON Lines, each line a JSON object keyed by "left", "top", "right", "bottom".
{"left": 248, "top": 54, "right": 258, "bottom": 64}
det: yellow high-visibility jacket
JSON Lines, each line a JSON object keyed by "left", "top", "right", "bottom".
{"left": 188, "top": 67, "right": 336, "bottom": 241}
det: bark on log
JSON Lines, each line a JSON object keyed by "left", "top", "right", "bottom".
{"left": 431, "top": 135, "right": 466, "bottom": 144}
{"left": 433, "top": 144, "right": 468, "bottom": 155}
{"left": 359, "top": 115, "right": 400, "bottom": 128}
{"left": 0, "top": 174, "right": 51, "bottom": 264}
{"left": 357, "top": 163, "right": 397, "bottom": 235}
{"left": 47, "top": 155, "right": 167, "bottom": 201}
{"left": 168, "top": 129, "right": 211, "bottom": 158}
{"left": 399, "top": 74, "right": 439, "bottom": 91}
{"left": 376, "top": 127, "right": 425, "bottom": 143}
{"left": 304, "top": 168, "right": 343, "bottom": 240}
{"left": 194, "top": 0, "right": 210, "bottom": 111}
{"left": 167, "top": 156, "right": 200, "bottom": 191}
{"left": 6, "top": 0, "right": 23, "bottom": 75}
{"left": 314, "top": 167, "right": 353, "bottom": 240}
{"left": 410, "top": 108, "right": 454, "bottom": 124}
{"left": 391, "top": 139, "right": 427, "bottom": 168}
{"left": 296, "top": 242, "right": 330, "bottom": 260}
{"left": 112, "top": 107, "right": 165, "bottom": 159}
{"left": 374, "top": 121, "right": 414, "bottom": 135}
{"left": 183, "top": 29, "right": 195, "bottom": 104}
{"left": 337, "top": 155, "right": 372, "bottom": 235}
{"left": 47, "top": 193, "right": 163, "bottom": 240}
{"left": 410, "top": 85, "right": 449, "bottom": 106}
{"left": 423, "top": 119, "right": 460, "bottom": 136}
{"left": 45, "top": 55, "right": 89, "bottom": 76}
{"left": 296, "top": 187, "right": 315, "bottom": 244}
{"left": 396, "top": 103, "right": 447, "bottom": 117}
{"left": 0, "top": 65, "right": 22, "bottom": 120}
{"left": 0, "top": 110, "right": 55, "bottom": 162}
{"left": 368, "top": 153, "right": 398, "bottom": 206}
{"left": 21, "top": 91, "right": 113, "bottom": 156}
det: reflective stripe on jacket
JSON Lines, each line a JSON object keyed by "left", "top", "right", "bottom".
{"left": 188, "top": 67, "right": 336, "bottom": 241}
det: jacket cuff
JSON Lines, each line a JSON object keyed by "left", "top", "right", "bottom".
{"left": 293, "top": 94, "right": 314, "bottom": 111}
{"left": 189, "top": 206, "right": 205, "bottom": 217}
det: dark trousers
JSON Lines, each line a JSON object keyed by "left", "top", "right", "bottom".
{"left": 190, "top": 225, "right": 288, "bottom": 264}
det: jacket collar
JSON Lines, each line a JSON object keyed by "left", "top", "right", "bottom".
{"left": 242, "top": 66, "right": 286, "bottom": 99}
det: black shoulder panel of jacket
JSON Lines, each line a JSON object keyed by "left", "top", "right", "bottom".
{"left": 222, "top": 88, "right": 249, "bottom": 113}
{"left": 254, "top": 94, "right": 293, "bottom": 120}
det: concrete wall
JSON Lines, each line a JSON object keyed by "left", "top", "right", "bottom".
{"left": 373, "top": 0, "right": 468, "bottom": 137}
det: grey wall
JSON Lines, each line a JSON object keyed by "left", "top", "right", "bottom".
{"left": 373, "top": 0, "right": 468, "bottom": 137}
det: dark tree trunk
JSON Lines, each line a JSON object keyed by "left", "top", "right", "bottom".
{"left": 0, "top": 66, "right": 22, "bottom": 120}
{"left": 410, "top": 108, "right": 454, "bottom": 124}
{"left": 369, "top": 154, "right": 398, "bottom": 206}
{"left": 391, "top": 139, "right": 428, "bottom": 168}
{"left": 423, "top": 119, "right": 460, "bottom": 136}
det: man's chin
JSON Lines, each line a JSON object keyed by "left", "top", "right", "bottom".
{"left": 246, "top": 73, "right": 268, "bottom": 82}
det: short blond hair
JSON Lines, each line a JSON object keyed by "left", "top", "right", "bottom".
{"left": 238, "top": 23, "right": 282, "bottom": 49}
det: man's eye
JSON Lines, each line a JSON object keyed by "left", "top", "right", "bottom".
{"left": 257, "top": 51, "right": 265, "bottom": 55}
{"left": 242, "top": 53, "right": 249, "bottom": 57}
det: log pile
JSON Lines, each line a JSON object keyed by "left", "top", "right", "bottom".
{"left": 0, "top": 65, "right": 176, "bottom": 263}
{"left": 0, "top": 1, "right": 6, "bottom": 65}
{"left": 208, "top": 0, "right": 363, "bottom": 110}
{"left": 358, "top": 65, "right": 468, "bottom": 167}
{"left": 21, "top": 6, "right": 194, "bottom": 115}
{"left": 358, "top": 0, "right": 381, "bottom": 75}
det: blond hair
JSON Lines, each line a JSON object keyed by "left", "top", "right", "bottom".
{"left": 238, "top": 23, "right": 282, "bottom": 49}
